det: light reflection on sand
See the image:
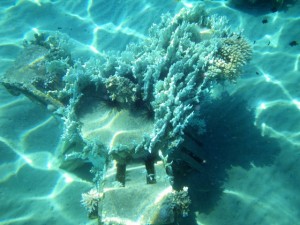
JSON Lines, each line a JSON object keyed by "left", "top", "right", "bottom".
{"left": 0, "top": 0, "right": 300, "bottom": 224}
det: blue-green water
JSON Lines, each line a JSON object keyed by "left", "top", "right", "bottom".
{"left": 0, "top": 1, "right": 300, "bottom": 225}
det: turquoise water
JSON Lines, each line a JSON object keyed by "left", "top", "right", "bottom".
{"left": 0, "top": 1, "right": 300, "bottom": 225}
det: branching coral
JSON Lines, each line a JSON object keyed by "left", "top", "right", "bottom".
{"left": 172, "top": 187, "right": 191, "bottom": 217}
{"left": 207, "top": 34, "right": 252, "bottom": 81}
{"left": 1, "top": 4, "right": 252, "bottom": 184}
{"left": 105, "top": 75, "right": 138, "bottom": 105}
{"left": 81, "top": 188, "right": 103, "bottom": 213}
{"left": 164, "top": 186, "right": 191, "bottom": 218}
{"left": 1, "top": 5, "right": 254, "bottom": 223}
{"left": 131, "top": 5, "right": 252, "bottom": 155}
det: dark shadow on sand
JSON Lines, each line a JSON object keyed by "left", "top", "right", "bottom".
{"left": 171, "top": 92, "right": 281, "bottom": 225}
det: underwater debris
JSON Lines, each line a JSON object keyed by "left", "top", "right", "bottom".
{"left": 1, "top": 3, "right": 252, "bottom": 224}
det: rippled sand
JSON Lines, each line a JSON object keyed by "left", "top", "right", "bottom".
{"left": 0, "top": 1, "right": 300, "bottom": 224}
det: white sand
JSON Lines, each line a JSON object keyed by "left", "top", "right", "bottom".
{"left": 0, "top": 1, "right": 299, "bottom": 224}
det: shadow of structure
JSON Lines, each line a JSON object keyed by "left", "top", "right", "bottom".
{"left": 171, "top": 92, "right": 281, "bottom": 225}
{"left": 227, "top": 0, "right": 297, "bottom": 15}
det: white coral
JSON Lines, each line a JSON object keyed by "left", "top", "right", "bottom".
{"left": 81, "top": 188, "right": 103, "bottom": 213}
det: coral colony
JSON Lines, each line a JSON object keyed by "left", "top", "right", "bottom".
{"left": 81, "top": 188, "right": 103, "bottom": 214}
{"left": 1, "top": 4, "right": 251, "bottom": 222}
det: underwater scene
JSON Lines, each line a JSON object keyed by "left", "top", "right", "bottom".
{"left": 0, "top": 0, "right": 300, "bottom": 224}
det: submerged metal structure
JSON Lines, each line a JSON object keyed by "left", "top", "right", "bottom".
{"left": 1, "top": 4, "right": 251, "bottom": 224}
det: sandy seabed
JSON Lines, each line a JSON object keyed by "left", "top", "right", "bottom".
{"left": 0, "top": 1, "right": 300, "bottom": 224}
